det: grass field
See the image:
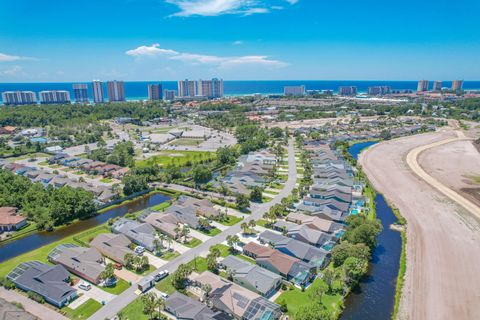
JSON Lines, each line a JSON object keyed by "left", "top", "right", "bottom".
{"left": 100, "top": 178, "right": 113, "bottom": 183}
{"left": 275, "top": 277, "right": 343, "bottom": 317}
{"left": 155, "top": 275, "right": 176, "bottom": 294}
{"left": 216, "top": 215, "right": 243, "bottom": 226}
{"left": 161, "top": 250, "right": 180, "bottom": 261}
{"left": 120, "top": 298, "right": 149, "bottom": 320}
{"left": 150, "top": 202, "right": 171, "bottom": 211}
{"left": 62, "top": 298, "right": 102, "bottom": 320}
{"left": 198, "top": 227, "right": 221, "bottom": 237}
{"left": 187, "top": 257, "right": 208, "bottom": 273}
{"left": 183, "top": 237, "right": 202, "bottom": 248}
{"left": 169, "top": 138, "right": 203, "bottom": 146}
{"left": 255, "top": 219, "right": 269, "bottom": 227}
{"left": 209, "top": 244, "right": 231, "bottom": 257}
{"left": 136, "top": 150, "right": 216, "bottom": 167}
{"left": 100, "top": 278, "right": 130, "bottom": 295}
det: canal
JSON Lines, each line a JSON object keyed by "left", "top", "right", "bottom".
{"left": 341, "top": 141, "right": 402, "bottom": 320}
{"left": 0, "top": 192, "right": 171, "bottom": 263}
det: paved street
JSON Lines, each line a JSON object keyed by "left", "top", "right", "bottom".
{"left": 88, "top": 138, "right": 297, "bottom": 320}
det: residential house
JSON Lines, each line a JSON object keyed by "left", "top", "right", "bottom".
{"left": 258, "top": 231, "right": 329, "bottom": 269}
{"left": 176, "top": 195, "right": 220, "bottom": 218}
{"left": 219, "top": 255, "right": 282, "bottom": 297}
{"left": 165, "top": 292, "right": 232, "bottom": 320}
{"left": 7, "top": 261, "right": 77, "bottom": 308}
{"left": 0, "top": 207, "right": 27, "bottom": 233}
{"left": 273, "top": 221, "right": 335, "bottom": 248}
{"left": 112, "top": 218, "right": 157, "bottom": 252}
{"left": 194, "top": 271, "right": 282, "bottom": 320}
{"left": 286, "top": 212, "right": 345, "bottom": 236}
{"left": 48, "top": 244, "right": 105, "bottom": 284}
{"left": 0, "top": 298, "right": 38, "bottom": 320}
{"left": 90, "top": 233, "right": 133, "bottom": 265}
{"left": 242, "top": 242, "right": 315, "bottom": 286}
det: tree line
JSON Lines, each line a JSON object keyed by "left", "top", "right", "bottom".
{"left": 0, "top": 169, "right": 96, "bottom": 230}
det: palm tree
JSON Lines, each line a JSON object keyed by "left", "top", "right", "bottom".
{"left": 167, "top": 237, "right": 173, "bottom": 251}
{"left": 240, "top": 222, "right": 248, "bottom": 234}
{"left": 248, "top": 219, "right": 256, "bottom": 230}
{"left": 156, "top": 296, "right": 165, "bottom": 319}
{"left": 141, "top": 292, "right": 157, "bottom": 320}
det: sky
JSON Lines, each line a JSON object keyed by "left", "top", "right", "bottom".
{"left": 0, "top": 0, "right": 479, "bottom": 82}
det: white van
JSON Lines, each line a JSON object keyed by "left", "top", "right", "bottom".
{"left": 79, "top": 282, "right": 91, "bottom": 291}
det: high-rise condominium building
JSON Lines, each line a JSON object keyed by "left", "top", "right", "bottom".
{"left": 73, "top": 84, "right": 89, "bottom": 103}
{"left": 148, "top": 84, "right": 163, "bottom": 101}
{"left": 39, "top": 91, "right": 71, "bottom": 104}
{"left": 163, "top": 90, "right": 176, "bottom": 101}
{"left": 107, "top": 80, "right": 125, "bottom": 102}
{"left": 368, "top": 86, "right": 392, "bottom": 96}
{"left": 417, "top": 80, "right": 429, "bottom": 92}
{"left": 92, "top": 80, "right": 104, "bottom": 103}
{"left": 1, "top": 91, "right": 37, "bottom": 105}
{"left": 284, "top": 85, "right": 306, "bottom": 96}
{"left": 452, "top": 80, "right": 464, "bottom": 91}
{"left": 198, "top": 78, "right": 224, "bottom": 98}
{"left": 177, "top": 79, "right": 197, "bottom": 97}
{"left": 338, "top": 86, "right": 357, "bottom": 96}
{"left": 432, "top": 81, "right": 442, "bottom": 92}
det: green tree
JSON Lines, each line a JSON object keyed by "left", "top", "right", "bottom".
{"left": 235, "top": 194, "right": 250, "bottom": 211}
{"left": 249, "top": 187, "right": 263, "bottom": 203}
{"left": 331, "top": 241, "right": 370, "bottom": 267}
{"left": 191, "top": 165, "right": 212, "bottom": 185}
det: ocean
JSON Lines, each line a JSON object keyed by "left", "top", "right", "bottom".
{"left": 1, "top": 80, "right": 480, "bottom": 103}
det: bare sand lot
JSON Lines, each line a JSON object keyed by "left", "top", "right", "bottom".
{"left": 419, "top": 139, "right": 480, "bottom": 207}
{"left": 360, "top": 129, "right": 480, "bottom": 320}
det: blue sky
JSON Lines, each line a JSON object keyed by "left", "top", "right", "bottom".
{"left": 1, "top": 0, "right": 479, "bottom": 82}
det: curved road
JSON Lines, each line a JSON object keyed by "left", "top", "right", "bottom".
{"left": 360, "top": 129, "right": 480, "bottom": 320}
{"left": 406, "top": 130, "right": 480, "bottom": 219}
{"left": 89, "top": 138, "right": 298, "bottom": 320}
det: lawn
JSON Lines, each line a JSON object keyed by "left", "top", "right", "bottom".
{"left": 183, "top": 237, "right": 202, "bottom": 248}
{"left": 255, "top": 219, "right": 269, "bottom": 227}
{"left": 151, "top": 202, "right": 171, "bottom": 211}
{"left": 73, "top": 226, "right": 111, "bottom": 247}
{"left": 155, "top": 275, "right": 176, "bottom": 294}
{"left": 119, "top": 298, "right": 149, "bottom": 320}
{"left": 198, "top": 227, "right": 221, "bottom": 237}
{"left": 169, "top": 138, "right": 203, "bottom": 146}
{"left": 209, "top": 244, "right": 231, "bottom": 257}
{"left": 100, "top": 178, "right": 112, "bottom": 183}
{"left": 62, "top": 298, "right": 102, "bottom": 320}
{"left": 160, "top": 250, "right": 180, "bottom": 261}
{"left": 275, "top": 277, "right": 343, "bottom": 317}
{"left": 235, "top": 254, "right": 256, "bottom": 265}
{"left": 216, "top": 215, "right": 243, "bottom": 226}
{"left": 263, "top": 190, "right": 279, "bottom": 195}
{"left": 100, "top": 278, "right": 130, "bottom": 295}
{"left": 128, "top": 264, "right": 156, "bottom": 276}
{"left": 136, "top": 150, "right": 216, "bottom": 168}
{"left": 187, "top": 257, "right": 208, "bottom": 273}
{"left": 0, "top": 225, "right": 111, "bottom": 278}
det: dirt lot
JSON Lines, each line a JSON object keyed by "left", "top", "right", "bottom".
{"left": 360, "top": 129, "right": 480, "bottom": 320}
{"left": 419, "top": 139, "right": 480, "bottom": 207}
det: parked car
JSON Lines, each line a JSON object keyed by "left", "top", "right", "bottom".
{"left": 134, "top": 246, "right": 145, "bottom": 255}
{"left": 79, "top": 282, "right": 91, "bottom": 291}
{"left": 154, "top": 270, "right": 169, "bottom": 282}
{"left": 113, "top": 263, "right": 123, "bottom": 270}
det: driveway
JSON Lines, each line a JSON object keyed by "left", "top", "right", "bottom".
{"left": 88, "top": 138, "right": 298, "bottom": 320}
{"left": 73, "top": 282, "right": 116, "bottom": 304}
{"left": 144, "top": 252, "right": 168, "bottom": 268}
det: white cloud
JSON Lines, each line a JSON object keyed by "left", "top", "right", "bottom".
{"left": 0, "top": 53, "right": 34, "bottom": 62}
{"left": 0, "top": 65, "right": 24, "bottom": 76}
{"left": 232, "top": 40, "right": 244, "bottom": 45}
{"left": 125, "top": 43, "right": 178, "bottom": 57}
{"left": 165, "top": 0, "right": 298, "bottom": 17}
{"left": 125, "top": 43, "right": 287, "bottom": 68}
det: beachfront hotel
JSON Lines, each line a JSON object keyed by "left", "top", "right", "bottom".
{"left": 198, "top": 78, "right": 224, "bottom": 98}
{"left": 148, "top": 83, "right": 163, "bottom": 101}
{"left": 452, "top": 80, "right": 464, "bottom": 91}
{"left": 284, "top": 85, "right": 306, "bottom": 96}
{"left": 163, "top": 89, "right": 176, "bottom": 101}
{"left": 1, "top": 91, "right": 37, "bottom": 105}
{"left": 73, "top": 83, "right": 89, "bottom": 103}
{"left": 417, "top": 80, "right": 429, "bottom": 92}
{"left": 39, "top": 90, "right": 71, "bottom": 104}
{"left": 107, "top": 80, "right": 126, "bottom": 102}
{"left": 92, "top": 80, "right": 104, "bottom": 103}
{"left": 177, "top": 79, "right": 197, "bottom": 98}
{"left": 432, "top": 81, "right": 442, "bottom": 92}
{"left": 338, "top": 86, "right": 357, "bottom": 96}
